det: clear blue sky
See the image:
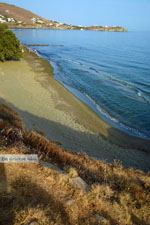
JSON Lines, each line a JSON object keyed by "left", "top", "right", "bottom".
{"left": 1, "top": 0, "right": 150, "bottom": 31}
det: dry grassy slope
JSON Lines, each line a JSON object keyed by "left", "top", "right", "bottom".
{"left": 0, "top": 3, "right": 48, "bottom": 23}
{"left": 0, "top": 104, "right": 150, "bottom": 225}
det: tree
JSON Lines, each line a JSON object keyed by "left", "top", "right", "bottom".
{"left": 0, "top": 24, "right": 22, "bottom": 61}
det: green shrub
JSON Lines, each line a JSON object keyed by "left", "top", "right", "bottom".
{"left": 0, "top": 23, "right": 22, "bottom": 61}
{"left": 0, "top": 23, "right": 8, "bottom": 32}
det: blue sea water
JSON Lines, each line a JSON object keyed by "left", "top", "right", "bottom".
{"left": 13, "top": 29, "right": 150, "bottom": 139}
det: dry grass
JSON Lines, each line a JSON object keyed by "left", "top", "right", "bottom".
{"left": 0, "top": 104, "right": 23, "bottom": 130}
{"left": 0, "top": 103, "right": 150, "bottom": 225}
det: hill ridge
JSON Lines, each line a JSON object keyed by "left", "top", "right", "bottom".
{"left": 0, "top": 3, "right": 127, "bottom": 31}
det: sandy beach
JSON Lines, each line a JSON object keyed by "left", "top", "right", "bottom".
{"left": 0, "top": 49, "right": 150, "bottom": 171}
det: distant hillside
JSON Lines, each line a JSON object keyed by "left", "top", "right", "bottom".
{"left": 0, "top": 3, "right": 52, "bottom": 26}
{"left": 0, "top": 3, "right": 127, "bottom": 32}
{"left": 0, "top": 3, "right": 48, "bottom": 23}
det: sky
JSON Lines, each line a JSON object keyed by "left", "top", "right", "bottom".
{"left": 1, "top": 0, "right": 150, "bottom": 31}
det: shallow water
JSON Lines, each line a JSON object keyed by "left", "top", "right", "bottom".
{"left": 14, "top": 29, "right": 150, "bottom": 139}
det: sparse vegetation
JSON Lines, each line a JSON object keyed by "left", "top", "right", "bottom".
{"left": 0, "top": 103, "right": 150, "bottom": 225}
{"left": 0, "top": 23, "right": 22, "bottom": 61}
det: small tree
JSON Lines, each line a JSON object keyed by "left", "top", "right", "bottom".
{"left": 0, "top": 24, "right": 22, "bottom": 61}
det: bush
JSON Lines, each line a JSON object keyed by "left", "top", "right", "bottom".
{"left": 0, "top": 23, "right": 8, "bottom": 32}
{"left": 0, "top": 23, "right": 22, "bottom": 61}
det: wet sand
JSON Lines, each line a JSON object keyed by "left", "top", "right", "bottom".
{"left": 0, "top": 49, "right": 150, "bottom": 171}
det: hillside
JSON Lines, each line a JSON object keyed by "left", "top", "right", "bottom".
{"left": 0, "top": 3, "right": 127, "bottom": 31}
{"left": 0, "top": 2, "right": 55, "bottom": 28}
{"left": 0, "top": 3, "right": 46, "bottom": 24}
{"left": 0, "top": 30, "right": 149, "bottom": 224}
{"left": 0, "top": 100, "right": 150, "bottom": 225}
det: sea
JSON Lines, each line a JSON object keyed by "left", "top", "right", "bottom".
{"left": 13, "top": 29, "right": 150, "bottom": 139}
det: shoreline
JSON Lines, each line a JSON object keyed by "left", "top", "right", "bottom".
{"left": 55, "top": 74, "right": 149, "bottom": 141}
{"left": 30, "top": 47, "right": 150, "bottom": 143}
{"left": 0, "top": 48, "right": 150, "bottom": 171}
{"left": 34, "top": 48, "right": 150, "bottom": 151}
{"left": 11, "top": 26, "right": 127, "bottom": 32}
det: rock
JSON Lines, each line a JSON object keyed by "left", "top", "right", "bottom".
{"left": 28, "top": 222, "right": 39, "bottom": 225}
{"left": 70, "top": 176, "right": 89, "bottom": 192}
{"left": 25, "top": 220, "right": 39, "bottom": 225}
{"left": 95, "top": 214, "right": 108, "bottom": 224}
{"left": 64, "top": 198, "right": 75, "bottom": 207}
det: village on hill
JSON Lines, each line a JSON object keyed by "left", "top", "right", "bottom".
{"left": 0, "top": 3, "right": 127, "bottom": 31}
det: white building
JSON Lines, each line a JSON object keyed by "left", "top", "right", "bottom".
{"left": 31, "top": 17, "right": 44, "bottom": 24}
{"left": 7, "top": 18, "right": 15, "bottom": 22}
{"left": 17, "top": 21, "right": 22, "bottom": 24}
{"left": 37, "top": 19, "right": 44, "bottom": 24}
{"left": 31, "top": 17, "right": 37, "bottom": 23}
{"left": 0, "top": 18, "right": 6, "bottom": 23}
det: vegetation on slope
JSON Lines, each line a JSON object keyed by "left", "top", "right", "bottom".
{"left": 0, "top": 23, "right": 22, "bottom": 61}
{"left": 0, "top": 103, "right": 150, "bottom": 225}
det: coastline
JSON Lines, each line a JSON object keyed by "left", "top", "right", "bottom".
{"left": 32, "top": 48, "right": 150, "bottom": 151}
{"left": 0, "top": 48, "right": 150, "bottom": 171}
{"left": 10, "top": 26, "right": 127, "bottom": 32}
